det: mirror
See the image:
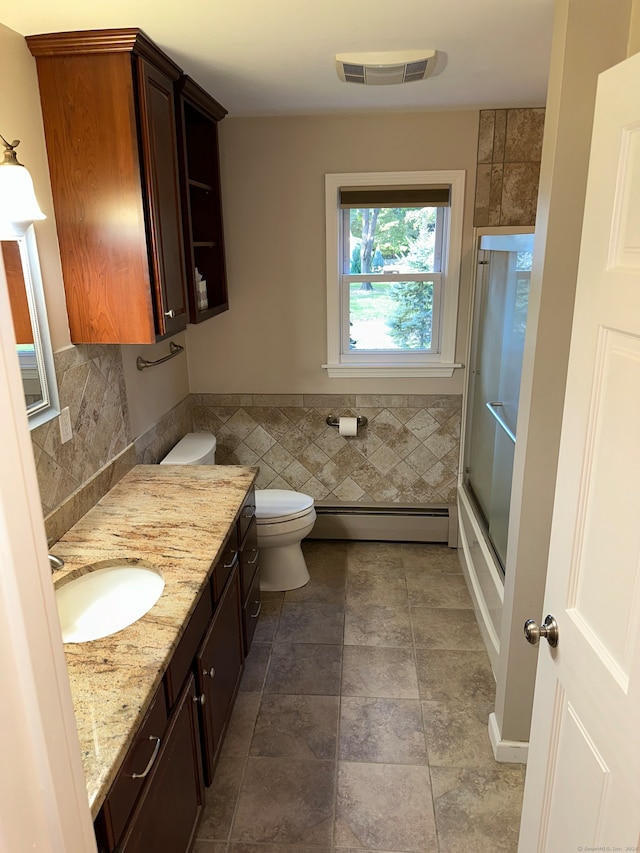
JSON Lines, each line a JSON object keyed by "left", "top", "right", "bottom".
{"left": 1, "top": 223, "right": 59, "bottom": 428}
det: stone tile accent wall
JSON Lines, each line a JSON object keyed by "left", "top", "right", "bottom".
{"left": 31, "top": 345, "right": 131, "bottom": 517}
{"left": 192, "top": 394, "right": 461, "bottom": 505}
{"left": 474, "top": 108, "right": 545, "bottom": 227}
{"left": 32, "top": 344, "right": 194, "bottom": 543}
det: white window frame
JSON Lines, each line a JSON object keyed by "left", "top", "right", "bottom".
{"left": 324, "top": 170, "right": 465, "bottom": 378}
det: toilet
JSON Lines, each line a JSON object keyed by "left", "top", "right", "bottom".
{"left": 160, "top": 432, "right": 316, "bottom": 591}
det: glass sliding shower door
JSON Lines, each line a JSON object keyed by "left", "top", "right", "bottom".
{"left": 463, "top": 233, "right": 533, "bottom": 572}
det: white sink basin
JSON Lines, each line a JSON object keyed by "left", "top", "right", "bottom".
{"left": 55, "top": 564, "right": 165, "bottom": 643}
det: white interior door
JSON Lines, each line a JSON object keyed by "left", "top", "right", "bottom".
{"left": 518, "top": 51, "right": 640, "bottom": 851}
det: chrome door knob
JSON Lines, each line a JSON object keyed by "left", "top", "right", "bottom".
{"left": 524, "top": 615, "right": 559, "bottom": 647}
{"left": 164, "top": 309, "right": 176, "bottom": 318}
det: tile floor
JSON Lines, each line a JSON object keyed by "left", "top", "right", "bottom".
{"left": 193, "top": 541, "right": 526, "bottom": 853}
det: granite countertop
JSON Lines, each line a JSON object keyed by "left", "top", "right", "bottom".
{"left": 50, "top": 463, "right": 257, "bottom": 818}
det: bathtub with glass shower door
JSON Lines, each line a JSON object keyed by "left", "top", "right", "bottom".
{"left": 458, "top": 231, "right": 533, "bottom": 671}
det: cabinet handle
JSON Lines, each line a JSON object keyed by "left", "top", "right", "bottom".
{"left": 203, "top": 667, "right": 215, "bottom": 679}
{"left": 250, "top": 600, "right": 262, "bottom": 619}
{"left": 131, "top": 736, "right": 161, "bottom": 779}
{"left": 223, "top": 551, "right": 239, "bottom": 570}
{"left": 193, "top": 693, "right": 206, "bottom": 706}
{"left": 164, "top": 309, "right": 176, "bottom": 319}
{"left": 247, "top": 549, "right": 259, "bottom": 565}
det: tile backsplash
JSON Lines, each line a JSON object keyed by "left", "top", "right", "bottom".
{"left": 192, "top": 394, "right": 461, "bottom": 506}
{"left": 31, "top": 345, "right": 130, "bottom": 516}
{"left": 34, "top": 345, "right": 194, "bottom": 543}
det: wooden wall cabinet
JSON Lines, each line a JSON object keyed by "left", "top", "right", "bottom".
{"left": 27, "top": 29, "right": 189, "bottom": 343}
{"left": 175, "top": 76, "right": 229, "bottom": 322}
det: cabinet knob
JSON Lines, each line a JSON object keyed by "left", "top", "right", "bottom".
{"left": 193, "top": 693, "right": 206, "bottom": 706}
{"left": 203, "top": 667, "right": 215, "bottom": 679}
{"left": 164, "top": 309, "right": 176, "bottom": 319}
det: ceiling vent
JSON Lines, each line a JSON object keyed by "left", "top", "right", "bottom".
{"left": 335, "top": 50, "right": 437, "bottom": 85}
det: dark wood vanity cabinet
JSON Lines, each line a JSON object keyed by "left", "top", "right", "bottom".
{"left": 240, "top": 517, "right": 261, "bottom": 654}
{"left": 94, "top": 675, "right": 203, "bottom": 853}
{"left": 175, "top": 76, "right": 229, "bottom": 323}
{"left": 195, "top": 565, "right": 244, "bottom": 784}
{"left": 26, "top": 29, "right": 189, "bottom": 343}
{"left": 238, "top": 490, "right": 261, "bottom": 655}
{"left": 93, "top": 490, "right": 257, "bottom": 853}
{"left": 117, "top": 674, "right": 204, "bottom": 853}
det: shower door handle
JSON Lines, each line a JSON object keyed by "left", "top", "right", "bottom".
{"left": 486, "top": 402, "right": 516, "bottom": 443}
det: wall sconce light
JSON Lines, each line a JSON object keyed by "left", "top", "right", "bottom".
{"left": 0, "top": 134, "right": 46, "bottom": 225}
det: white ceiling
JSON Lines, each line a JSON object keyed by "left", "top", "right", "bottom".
{"left": 4, "top": 0, "right": 555, "bottom": 116}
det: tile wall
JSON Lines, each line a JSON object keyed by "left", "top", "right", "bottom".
{"left": 37, "top": 387, "right": 462, "bottom": 543}
{"left": 192, "top": 394, "right": 461, "bottom": 506}
{"left": 474, "top": 107, "right": 545, "bottom": 227}
{"left": 33, "top": 344, "right": 193, "bottom": 543}
{"left": 31, "top": 345, "right": 130, "bottom": 517}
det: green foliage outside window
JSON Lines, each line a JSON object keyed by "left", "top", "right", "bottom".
{"left": 388, "top": 282, "right": 434, "bottom": 349}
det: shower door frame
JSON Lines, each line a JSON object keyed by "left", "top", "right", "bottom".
{"left": 457, "top": 225, "right": 534, "bottom": 671}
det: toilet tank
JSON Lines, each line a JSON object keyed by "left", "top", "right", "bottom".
{"left": 160, "top": 433, "right": 216, "bottom": 465}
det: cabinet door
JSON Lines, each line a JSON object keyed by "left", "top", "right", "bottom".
{"left": 196, "top": 566, "right": 244, "bottom": 784}
{"left": 137, "top": 58, "right": 188, "bottom": 338}
{"left": 101, "top": 683, "right": 168, "bottom": 848}
{"left": 117, "top": 674, "right": 204, "bottom": 853}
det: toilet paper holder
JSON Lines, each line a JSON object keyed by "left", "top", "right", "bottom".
{"left": 326, "top": 415, "right": 368, "bottom": 429}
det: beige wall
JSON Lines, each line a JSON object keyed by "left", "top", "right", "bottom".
{"left": 629, "top": 0, "right": 640, "bottom": 54}
{"left": 186, "top": 111, "right": 479, "bottom": 396}
{"left": 121, "top": 334, "right": 190, "bottom": 437}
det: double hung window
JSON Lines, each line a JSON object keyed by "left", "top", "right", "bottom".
{"left": 324, "top": 170, "right": 465, "bottom": 377}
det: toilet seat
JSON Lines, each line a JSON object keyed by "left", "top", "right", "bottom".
{"left": 255, "top": 489, "right": 314, "bottom": 524}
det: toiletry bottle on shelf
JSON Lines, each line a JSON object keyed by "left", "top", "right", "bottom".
{"left": 195, "top": 267, "right": 208, "bottom": 311}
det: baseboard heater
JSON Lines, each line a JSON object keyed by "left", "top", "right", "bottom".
{"left": 309, "top": 502, "right": 458, "bottom": 546}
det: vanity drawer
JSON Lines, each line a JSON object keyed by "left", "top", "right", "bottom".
{"left": 238, "top": 487, "right": 256, "bottom": 544}
{"left": 239, "top": 516, "right": 259, "bottom": 603}
{"left": 212, "top": 529, "right": 239, "bottom": 603}
{"left": 242, "top": 566, "right": 261, "bottom": 655}
{"left": 165, "top": 584, "right": 213, "bottom": 707}
{"left": 100, "top": 682, "right": 168, "bottom": 848}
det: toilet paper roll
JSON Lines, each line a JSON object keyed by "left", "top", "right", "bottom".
{"left": 338, "top": 416, "right": 358, "bottom": 437}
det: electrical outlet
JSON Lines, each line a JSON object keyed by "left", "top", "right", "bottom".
{"left": 59, "top": 407, "right": 73, "bottom": 444}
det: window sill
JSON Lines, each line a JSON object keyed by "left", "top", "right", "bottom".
{"left": 322, "top": 363, "right": 463, "bottom": 378}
